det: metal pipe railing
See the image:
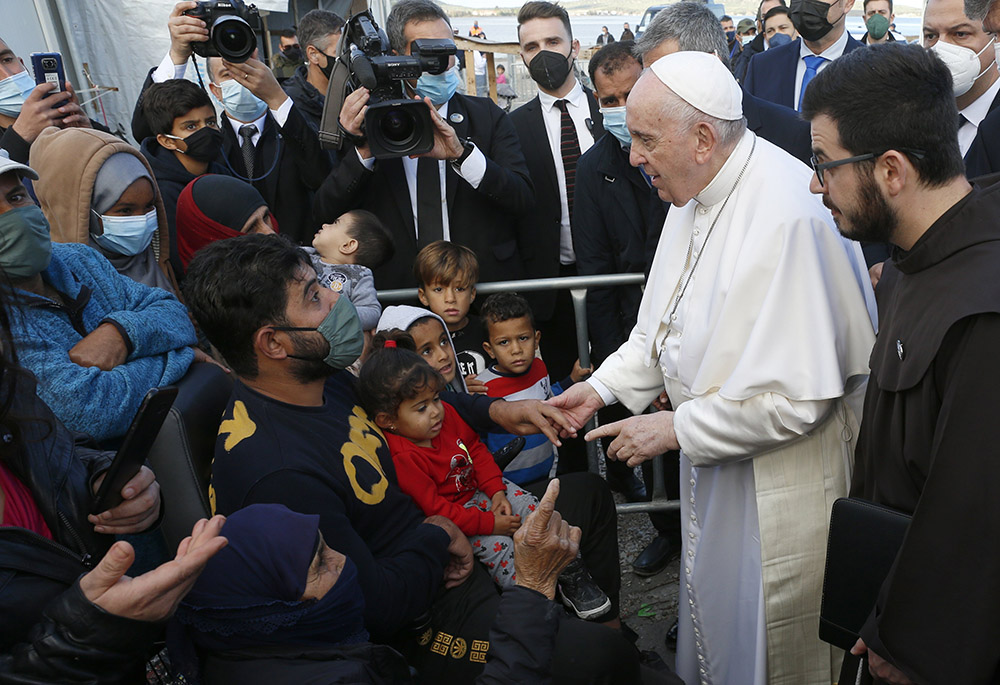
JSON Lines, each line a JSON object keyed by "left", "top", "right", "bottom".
{"left": 377, "top": 272, "right": 677, "bottom": 515}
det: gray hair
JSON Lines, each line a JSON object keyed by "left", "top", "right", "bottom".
{"left": 634, "top": 2, "right": 732, "bottom": 70}
{"left": 965, "top": 0, "right": 994, "bottom": 20}
{"left": 298, "top": 9, "right": 345, "bottom": 54}
{"left": 386, "top": 0, "right": 452, "bottom": 54}
{"left": 659, "top": 82, "right": 746, "bottom": 149}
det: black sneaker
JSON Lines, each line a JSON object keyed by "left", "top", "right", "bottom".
{"left": 558, "top": 559, "right": 612, "bottom": 620}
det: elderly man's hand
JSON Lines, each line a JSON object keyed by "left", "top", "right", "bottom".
{"left": 423, "top": 515, "right": 474, "bottom": 588}
{"left": 586, "top": 411, "right": 679, "bottom": 467}
{"left": 168, "top": 1, "right": 209, "bottom": 65}
{"left": 850, "top": 639, "right": 915, "bottom": 685}
{"left": 88, "top": 466, "right": 161, "bottom": 535}
{"left": 68, "top": 323, "right": 129, "bottom": 371}
{"left": 545, "top": 382, "right": 605, "bottom": 437}
{"left": 222, "top": 58, "right": 289, "bottom": 111}
{"left": 79, "top": 515, "right": 227, "bottom": 622}
{"left": 489, "top": 399, "right": 576, "bottom": 447}
{"left": 513, "top": 479, "right": 580, "bottom": 599}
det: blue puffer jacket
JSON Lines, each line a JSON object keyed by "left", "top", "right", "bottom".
{"left": 7, "top": 242, "right": 196, "bottom": 441}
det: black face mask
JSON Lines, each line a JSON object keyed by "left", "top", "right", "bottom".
{"left": 282, "top": 45, "right": 303, "bottom": 62}
{"left": 174, "top": 126, "right": 224, "bottom": 163}
{"left": 526, "top": 48, "right": 574, "bottom": 91}
{"left": 318, "top": 51, "right": 336, "bottom": 80}
{"left": 789, "top": 0, "right": 842, "bottom": 42}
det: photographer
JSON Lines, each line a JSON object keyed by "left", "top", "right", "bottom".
{"left": 312, "top": 0, "right": 534, "bottom": 291}
{"left": 131, "top": 1, "right": 330, "bottom": 246}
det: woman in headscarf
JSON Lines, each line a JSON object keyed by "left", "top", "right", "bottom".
{"left": 28, "top": 127, "right": 179, "bottom": 293}
{"left": 171, "top": 503, "right": 412, "bottom": 685}
{"left": 175, "top": 174, "right": 277, "bottom": 272}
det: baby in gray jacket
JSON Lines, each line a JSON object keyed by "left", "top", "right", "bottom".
{"left": 302, "top": 210, "right": 394, "bottom": 331}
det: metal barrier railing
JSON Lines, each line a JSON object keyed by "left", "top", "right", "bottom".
{"left": 378, "top": 273, "right": 677, "bottom": 515}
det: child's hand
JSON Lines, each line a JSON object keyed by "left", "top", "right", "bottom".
{"left": 493, "top": 513, "right": 522, "bottom": 535}
{"left": 491, "top": 492, "right": 512, "bottom": 516}
{"left": 465, "top": 374, "right": 489, "bottom": 394}
{"left": 570, "top": 359, "right": 593, "bottom": 383}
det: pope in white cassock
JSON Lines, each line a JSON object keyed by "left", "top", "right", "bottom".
{"left": 550, "top": 52, "right": 878, "bottom": 685}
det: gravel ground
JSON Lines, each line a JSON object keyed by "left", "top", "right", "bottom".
{"left": 614, "top": 490, "right": 680, "bottom": 667}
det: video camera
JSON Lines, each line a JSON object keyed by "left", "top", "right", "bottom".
{"left": 184, "top": 0, "right": 261, "bottom": 64}
{"left": 337, "top": 10, "right": 457, "bottom": 158}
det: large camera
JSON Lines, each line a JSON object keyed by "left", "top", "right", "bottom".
{"left": 184, "top": 0, "right": 261, "bottom": 64}
{"left": 342, "top": 11, "right": 456, "bottom": 158}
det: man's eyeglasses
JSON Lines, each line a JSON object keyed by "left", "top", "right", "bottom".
{"left": 810, "top": 148, "right": 926, "bottom": 187}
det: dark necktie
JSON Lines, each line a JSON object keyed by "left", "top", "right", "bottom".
{"left": 798, "top": 55, "right": 826, "bottom": 112}
{"left": 239, "top": 124, "right": 257, "bottom": 179}
{"left": 555, "top": 99, "right": 581, "bottom": 222}
{"left": 417, "top": 157, "right": 443, "bottom": 247}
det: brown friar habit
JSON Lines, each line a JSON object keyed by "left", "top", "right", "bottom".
{"left": 849, "top": 177, "right": 1000, "bottom": 684}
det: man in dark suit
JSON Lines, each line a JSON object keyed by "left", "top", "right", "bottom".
{"left": 131, "top": 2, "right": 331, "bottom": 246}
{"left": 312, "top": 0, "right": 533, "bottom": 291}
{"left": 743, "top": 0, "right": 863, "bottom": 111}
{"left": 510, "top": 1, "right": 605, "bottom": 386}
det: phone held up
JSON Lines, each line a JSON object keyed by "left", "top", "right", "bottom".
{"left": 30, "top": 52, "right": 65, "bottom": 96}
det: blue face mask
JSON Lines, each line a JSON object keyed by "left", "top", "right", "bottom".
{"left": 415, "top": 68, "right": 459, "bottom": 106}
{"left": 92, "top": 209, "right": 158, "bottom": 256}
{"left": 726, "top": 29, "right": 737, "bottom": 41}
{"left": 217, "top": 79, "right": 268, "bottom": 122}
{"left": 600, "top": 105, "right": 631, "bottom": 148}
{"left": 0, "top": 71, "right": 37, "bottom": 118}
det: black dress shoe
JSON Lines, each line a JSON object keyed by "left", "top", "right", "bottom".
{"left": 631, "top": 535, "right": 677, "bottom": 577}
{"left": 665, "top": 618, "right": 678, "bottom": 648}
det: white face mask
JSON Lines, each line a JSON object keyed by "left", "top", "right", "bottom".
{"left": 0, "top": 70, "right": 36, "bottom": 117}
{"left": 930, "top": 38, "right": 995, "bottom": 97}
{"left": 741, "top": 35, "right": 755, "bottom": 45}
{"left": 92, "top": 209, "right": 158, "bottom": 256}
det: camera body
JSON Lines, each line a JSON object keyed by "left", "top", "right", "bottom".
{"left": 344, "top": 11, "right": 456, "bottom": 158}
{"left": 184, "top": 0, "right": 261, "bottom": 63}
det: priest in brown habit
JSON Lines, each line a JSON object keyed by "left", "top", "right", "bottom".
{"left": 804, "top": 42, "right": 1000, "bottom": 684}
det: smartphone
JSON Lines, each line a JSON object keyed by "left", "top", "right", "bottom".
{"left": 91, "top": 386, "right": 178, "bottom": 515}
{"left": 30, "top": 52, "right": 65, "bottom": 94}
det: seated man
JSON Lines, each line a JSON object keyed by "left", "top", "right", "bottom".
{"left": 182, "top": 234, "right": 638, "bottom": 684}
{"left": 0, "top": 153, "right": 197, "bottom": 443}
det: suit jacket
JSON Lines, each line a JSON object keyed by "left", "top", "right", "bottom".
{"left": 130, "top": 68, "right": 330, "bottom": 246}
{"left": 509, "top": 85, "right": 604, "bottom": 319}
{"left": 742, "top": 89, "right": 812, "bottom": 165}
{"left": 962, "top": 88, "right": 1000, "bottom": 178}
{"left": 743, "top": 34, "right": 864, "bottom": 110}
{"left": 218, "top": 107, "right": 330, "bottom": 245}
{"left": 311, "top": 93, "right": 534, "bottom": 290}
{"left": 573, "top": 133, "right": 667, "bottom": 365}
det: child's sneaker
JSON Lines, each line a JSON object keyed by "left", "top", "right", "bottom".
{"left": 558, "top": 559, "right": 612, "bottom": 620}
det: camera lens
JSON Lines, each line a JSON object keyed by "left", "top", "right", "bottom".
{"left": 212, "top": 16, "right": 256, "bottom": 62}
{"left": 379, "top": 109, "right": 417, "bottom": 145}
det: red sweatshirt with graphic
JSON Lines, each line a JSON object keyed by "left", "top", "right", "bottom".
{"left": 385, "top": 402, "right": 505, "bottom": 536}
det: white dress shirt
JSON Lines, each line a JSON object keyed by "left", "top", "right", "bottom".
{"left": 537, "top": 79, "right": 596, "bottom": 264}
{"left": 793, "top": 30, "right": 850, "bottom": 109}
{"left": 357, "top": 99, "right": 487, "bottom": 241}
{"left": 958, "top": 75, "right": 1000, "bottom": 156}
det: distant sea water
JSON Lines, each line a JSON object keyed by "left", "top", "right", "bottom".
{"left": 449, "top": 13, "right": 923, "bottom": 45}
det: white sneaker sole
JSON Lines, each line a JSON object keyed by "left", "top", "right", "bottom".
{"left": 560, "top": 593, "right": 612, "bottom": 620}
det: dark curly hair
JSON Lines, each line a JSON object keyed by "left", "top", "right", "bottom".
{"left": 358, "top": 329, "right": 446, "bottom": 420}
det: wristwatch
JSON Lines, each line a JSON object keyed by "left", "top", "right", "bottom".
{"left": 450, "top": 137, "right": 475, "bottom": 170}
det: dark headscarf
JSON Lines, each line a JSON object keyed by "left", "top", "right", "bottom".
{"left": 175, "top": 175, "right": 270, "bottom": 269}
{"left": 173, "top": 504, "right": 367, "bottom": 652}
